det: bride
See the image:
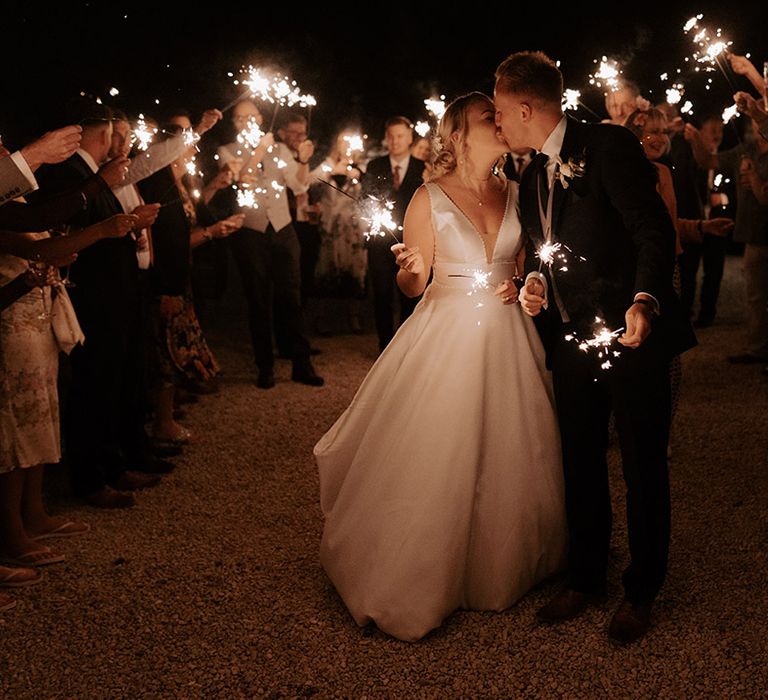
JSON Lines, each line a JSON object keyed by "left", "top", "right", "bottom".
{"left": 314, "top": 92, "right": 567, "bottom": 641}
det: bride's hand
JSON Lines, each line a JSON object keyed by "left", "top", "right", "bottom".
{"left": 391, "top": 243, "right": 425, "bottom": 276}
{"left": 494, "top": 279, "right": 519, "bottom": 305}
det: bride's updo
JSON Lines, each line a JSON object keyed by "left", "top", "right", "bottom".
{"left": 428, "top": 92, "right": 498, "bottom": 182}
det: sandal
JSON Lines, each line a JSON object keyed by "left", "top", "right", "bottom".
{"left": 0, "top": 592, "right": 16, "bottom": 613}
{"left": 0, "top": 565, "right": 43, "bottom": 588}
{"left": 0, "top": 547, "right": 66, "bottom": 567}
{"left": 31, "top": 520, "right": 91, "bottom": 541}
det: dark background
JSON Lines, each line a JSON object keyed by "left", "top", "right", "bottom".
{"left": 2, "top": 3, "right": 766, "bottom": 154}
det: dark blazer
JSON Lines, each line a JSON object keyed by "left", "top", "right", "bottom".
{"left": 520, "top": 116, "right": 696, "bottom": 359}
{"left": 33, "top": 153, "right": 139, "bottom": 323}
{"left": 0, "top": 174, "right": 106, "bottom": 232}
{"left": 138, "top": 166, "right": 190, "bottom": 297}
{"left": 360, "top": 155, "right": 425, "bottom": 243}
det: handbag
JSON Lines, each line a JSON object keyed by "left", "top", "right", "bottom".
{"left": 50, "top": 285, "right": 85, "bottom": 354}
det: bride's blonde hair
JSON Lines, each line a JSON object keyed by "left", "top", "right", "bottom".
{"left": 429, "top": 91, "right": 505, "bottom": 183}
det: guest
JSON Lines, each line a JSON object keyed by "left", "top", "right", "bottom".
{"left": 32, "top": 100, "right": 161, "bottom": 509}
{"left": 360, "top": 115, "right": 425, "bottom": 351}
{"left": 276, "top": 112, "right": 321, "bottom": 311}
{"left": 604, "top": 81, "right": 648, "bottom": 125}
{"left": 686, "top": 114, "right": 768, "bottom": 364}
{"left": 311, "top": 128, "right": 368, "bottom": 335}
{"left": 139, "top": 123, "right": 245, "bottom": 443}
{"left": 410, "top": 135, "right": 433, "bottom": 179}
{"left": 213, "top": 99, "right": 323, "bottom": 389}
{"left": 503, "top": 146, "right": 535, "bottom": 182}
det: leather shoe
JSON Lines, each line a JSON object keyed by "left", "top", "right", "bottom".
{"left": 113, "top": 471, "right": 161, "bottom": 492}
{"left": 608, "top": 600, "right": 652, "bottom": 645}
{"left": 536, "top": 589, "right": 590, "bottom": 623}
{"left": 256, "top": 369, "right": 275, "bottom": 389}
{"left": 84, "top": 486, "right": 135, "bottom": 509}
{"left": 292, "top": 362, "right": 324, "bottom": 386}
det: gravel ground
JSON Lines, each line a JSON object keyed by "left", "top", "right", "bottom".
{"left": 0, "top": 253, "right": 766, "bottom": 699}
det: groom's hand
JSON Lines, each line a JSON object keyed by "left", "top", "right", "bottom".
{"left": 619, "top": 303, "right": 653, "bottom": 348}
{"left": 519, "top": 278, "right": 546, "bottom": 316}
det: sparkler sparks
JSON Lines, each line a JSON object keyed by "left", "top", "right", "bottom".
{"left": 131, "top": 114, "right": 156, "bottom": 151}
{"left": 589, "top": 57, "right": 623, "bottom": 93}
{"left": 414, "top": 121, "right": 430, "bottom": 137}
{"left": 564, "top": 318, "right": 624, "bottom": 370}
{"left": 424, "top": 96, "right": 446, "bottom": 121}
{"left": 361, "top": 197, "right": 398, "bottom": 242}
{"left": 562, "top": 89, "right": 581, "bottom": 111}
{"left": 722, "top": 104, "right": 740, "bottom": 123}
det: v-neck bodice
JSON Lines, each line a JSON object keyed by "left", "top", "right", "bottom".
{"left": 425, "top": 181, "right": 522, "bottom": 289}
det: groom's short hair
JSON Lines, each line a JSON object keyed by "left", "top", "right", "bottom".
{"left": 495, "top": 51, "right": 563, "bottom": 108}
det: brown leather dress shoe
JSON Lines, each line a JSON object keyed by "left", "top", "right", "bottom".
{"left": 84, "top": 486, "right": 136, "bottom": 509}
{"left": 608, "top": 600, "right": 652, "bottom": 645}
{"left": 536, "top": 589, "right": 590, "bottom": 622}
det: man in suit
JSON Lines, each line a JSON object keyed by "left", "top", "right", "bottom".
{"left": 494, "top": 51, "right": 696, "bottom": 644}
{"left": 361, "top": 116, "right": 426, "bottom": 351}
{"left": 33, "top": 102, "right": 162, "bottom": 508}
{"left": 503, "top": 146, "right": 535, "bottom": 183}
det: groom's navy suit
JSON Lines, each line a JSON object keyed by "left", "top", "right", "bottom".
{"left": 520, "top": 116, "right": 696, "bottom": 605}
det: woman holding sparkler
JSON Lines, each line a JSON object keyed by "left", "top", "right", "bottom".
{"left": 315, "top": 92, "right": 567, "bottom": 642}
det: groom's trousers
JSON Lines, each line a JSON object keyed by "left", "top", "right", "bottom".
{"left": 550, "top": 331, "right": 672, "bottom": 606}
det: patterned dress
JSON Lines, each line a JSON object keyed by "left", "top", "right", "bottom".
{"left": 0, "top": 236, "right": 61, "bottom": 471}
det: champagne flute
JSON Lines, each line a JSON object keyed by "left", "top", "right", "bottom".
{"left": 50, "top": 224, "right": 75, "bottom": 287}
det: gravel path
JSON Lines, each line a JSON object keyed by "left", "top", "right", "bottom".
{"left": 1, "top": 253, "right": 766, "bottom": 698}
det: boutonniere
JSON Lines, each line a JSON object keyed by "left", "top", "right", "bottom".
{"left": 554, "top": 153, "right": 587, "bottom": 189}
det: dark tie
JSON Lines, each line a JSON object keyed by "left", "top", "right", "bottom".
{"left": 516, "top": 157, "right": 526, "bottom": 178}
{"left": 533, "top": 152, "right": 550, "bottom": 204}
{"left": 392, "top": 164, "right": 401, "bottom": 190}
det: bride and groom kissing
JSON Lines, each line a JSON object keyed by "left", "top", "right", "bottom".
{"left": 314, "top": 51, "right": 696, "bottom": 645}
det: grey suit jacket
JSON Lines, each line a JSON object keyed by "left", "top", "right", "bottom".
{"left": 0, "top": 153, "right": 36, "bottom": 206}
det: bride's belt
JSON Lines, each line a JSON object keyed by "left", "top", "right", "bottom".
{"left": 431, "top": 262, "right": 515, "bottom": 291}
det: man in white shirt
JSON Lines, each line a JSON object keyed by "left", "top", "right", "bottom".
{"left": 214, "top": 99, "right": 322, "bottom": 389}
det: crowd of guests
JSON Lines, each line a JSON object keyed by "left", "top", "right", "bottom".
{"left": 1, "top": 51, "right": 767, "bottom": 614}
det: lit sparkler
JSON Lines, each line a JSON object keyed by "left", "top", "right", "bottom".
{"left": 564, "top": 317, "right": 624, "bottom": 370}
{"left": 589, "top": 57, "right": 623, "bottom": 93}
{"left": 415, "top": 121, "right": 430, "bottom": 137}
{"left": 342, "top": 134, "right": 365, "bottom": 157}
{"left": 722, "top": 104, "right": 740, "bottom": 124}
{"left": 424, "top": 96, "right": 446, "bottom": 121}
{"left": 361, "top": 196, "right": 399, "bottom": 242}
{"left": 535, "top": 241, "right": 584, "bottom": 273}
{"left": 131, "top": 114, "right": 156, "bottom": 151}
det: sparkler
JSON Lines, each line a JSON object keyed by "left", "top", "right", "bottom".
{"left": 535, "top": 241, "right": 585, "bottom": 273}
{"left": 447, "top": 269, "right": 493, "bottom": 297}
{"left": 415, "top": 121, "right": 430, "bottom": 138}
{"left": 562, "top": 89, "right": 601, "bottom": 120}
{"left": 424, "top": 96, "right": 446, "bottom": 121}
{"left": 131, "top": 114, "right": 156, "bottom": 151}
{"left": 722, "top": 104, "right": 740, "bottom": 124}
{"left": 564, "top": 317, "right": 624, "bottom": 370}
{"left": 360, "top": 196, "right": 399, "bottom": 242}
{"left": 589, "top": 57, "right": 623, "bottom": 93}
{"left": 684, "top": 14, "right": 738, "bottom": 93}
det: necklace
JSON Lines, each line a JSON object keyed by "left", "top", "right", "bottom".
{"left": 466, "top": 175, "right": 494, "bottom": 207}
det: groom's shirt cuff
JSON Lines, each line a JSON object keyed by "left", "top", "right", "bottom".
{"left": 634, "top": 292, "right": 660, "bottom": 315}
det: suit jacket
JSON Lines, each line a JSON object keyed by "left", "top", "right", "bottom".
{"left": 360, "top": 155, "right": 425, "bottom": 244}
{"left": 33, "top": 154, "right": 139, "bottom": 324}
{"left": 0, "top": 174, "right": 106, "bottom": 232}
{"left": 520, "top": 116, "right": 696, "bottom": 360}
{"left": 0, "top": 154, "right": 37, "bottom": 206}
{"left": 503, "top": 149, "right": 535, "bottom": 183}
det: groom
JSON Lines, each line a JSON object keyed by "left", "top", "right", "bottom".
{"left": 493, "top": 51, "right": 696, "bottom": 644}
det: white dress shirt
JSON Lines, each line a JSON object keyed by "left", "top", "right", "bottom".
{"left": 389, "top": 154, "right": 410, "bottom": 184}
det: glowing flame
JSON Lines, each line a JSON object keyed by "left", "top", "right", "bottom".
{"left": 415, "top": 121, "right": 430, "bottom": 137}
{"left": 424, "top": 96, "right": 446, "bottom": 120}
{"left": 562, "top": 89, "right": 581, "bottom": 111}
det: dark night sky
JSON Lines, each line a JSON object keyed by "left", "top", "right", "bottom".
{"left": 2, "top": 3, "right": 766, "bottom": 152}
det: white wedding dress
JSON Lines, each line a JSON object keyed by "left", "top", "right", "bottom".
{"left": 314, "top": 181, "right": 567, "bottom": 641}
